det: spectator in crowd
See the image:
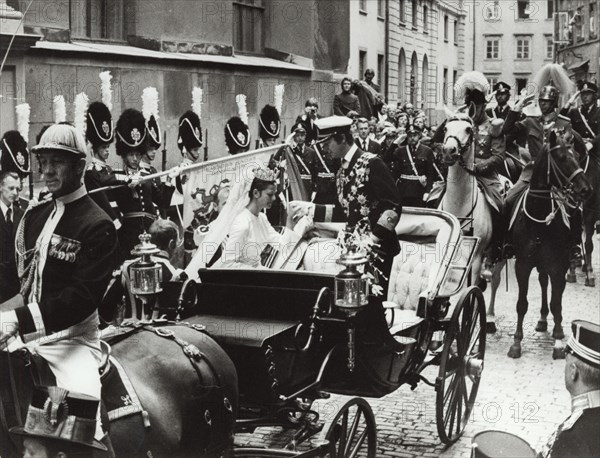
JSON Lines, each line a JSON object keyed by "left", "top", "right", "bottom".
{"left": 354, "top": 118, "right": 381, "bottom": 154}
{"left": 295, "top": 98, "right": 321, "bottom": 145}
{"left": 354, "top": 69, "right": 384, "bottom": 119}
{"left": 0, "top": 171, "right": 23, "bottom": 302}
{"left": 334, "top": 77, "right": 361, "bottom": 117}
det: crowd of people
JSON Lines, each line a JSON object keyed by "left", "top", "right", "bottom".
{"left": 0, "top": 63, "right": 598, "bottom": 457}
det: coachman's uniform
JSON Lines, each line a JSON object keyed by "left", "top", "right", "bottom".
{"left": 2, "top": 186, "right": 118, "bottom": 400}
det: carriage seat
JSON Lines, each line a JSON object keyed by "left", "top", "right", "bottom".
{"left": 387, "top": 212, "right": 452, "bottom": 323}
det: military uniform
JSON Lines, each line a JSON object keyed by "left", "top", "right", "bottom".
{"left": 486, "top": 104, "right": 511, "bottom": 120}
{"left": 388, "top": 140, "right": 436, "bottom": 208}
{"left": 561, "top": 104, "right": 600, "bottom": 141}
{"left": 85, "top": 158, "right": 125, "bottom": 227}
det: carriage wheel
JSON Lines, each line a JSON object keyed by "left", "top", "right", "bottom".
{"left": 435, "top": 286, "right": 486, "bottom": 445}
{"left": 324, "top": 397, "right": 377, "bottom": 458}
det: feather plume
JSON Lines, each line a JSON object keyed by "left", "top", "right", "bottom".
{"left": 192, "top": 87, "right": 203, "bottom": 119}
{"left": 236, "top": 94, "right": 249, "bottom": 126}
{"left": 142, "top": 87, "right": 159, "bottom": 121}
{"left": 99, "top": 71, "right": 113, "bottom": 111}
{"left": 53, "top": 95, "right": 66, "bottom": 124}
{"left": 15, "top": 103, "right": 30, "bottom": 142}
{"left": 73, "top": 93, "right": 89, "bottom": 138}
{"left": 532, "top": 63, "right": 575, "bottom": 105}
{"left": 455, "top": 71, "right": 490, "bottom": 96}
{"left": 274, "top": 84, "right": 284, "bottom": 115}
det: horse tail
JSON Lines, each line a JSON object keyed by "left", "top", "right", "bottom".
{"left": 109, "top": 323, "right": 238, "bottom": 457}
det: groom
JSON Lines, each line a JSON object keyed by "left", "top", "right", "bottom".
{"left": 290, "top": 116, "right": 402, "bottom": 293}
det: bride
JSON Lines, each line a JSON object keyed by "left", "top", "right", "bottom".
{"left": 187, "top": 166, "right": 311, "bottom": 272}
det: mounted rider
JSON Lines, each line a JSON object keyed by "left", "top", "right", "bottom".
{"left": 0, "top": 124, "right": 119, "bottom": 450}
{"left": 502, "top": 64, "right": 584, "bottom": 261}
{"left": 431, "top": 71, "right": 507, "bottom": 266}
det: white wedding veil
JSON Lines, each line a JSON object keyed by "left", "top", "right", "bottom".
{"left": 184, "top": 167, "right": 257, "bottom": 278}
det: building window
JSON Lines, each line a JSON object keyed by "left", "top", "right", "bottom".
{"left": 233, "top": 0, "right": 265, "bottom": 54}
{"left": 486, "top": 37, "right": 500, "bottom": 59}
{"left": 484, "top": 1, "right": 502, "bottom": 21}
{"left": 359, "top": 0, "right": 367, "bottom": 13}
{"left": 71, "top": 0, "right": 128, "bottom": 41}
{"left": 359, "top": 50, "right": 367, "bottom": 80}
{"left": 378, "top": 54, "right": 385, "bottom": 89}
{"left": 517, "top": 1, "right": 531, "bottom": 19}
{"left": 444, "top": 15, "right": 449, "bottom": 41}
{"left": 443, "top": 68, "right": 448, "bottom": 104}
{"left": 399, "top": 0, "right": 406, "bottom": 23}
{"left": 515, "top": 36, "right": 531, "bottom": 59}
{"left": 454, "top": 19, "right": 459, "bottom": 43}
{"left": 590, "top": 2, "right": 597, "bottom": 38}
{"left": 423, "top": 5, "right": 428, "bottom": 32}
{"left": 547, "top": 0, "right": 554, "bottom": 18}
{"left": 486, "top": 75, "right": 500, "bottom": 91}
{"left": 378, "top": 0, "right": 385, "bottom": 17}
{"left": 452, "top": 70, "right": 458, "bottom": 103}
{"left": 412, "top": 0, "right": 418, "bottom": 27}
{"left": 515, "top": 77, "right": 529, "bottom": 94}
{"left": 545, "top": 36, "right": 554, "bottom": 59}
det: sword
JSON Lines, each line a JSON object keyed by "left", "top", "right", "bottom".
{"left": 162, "top": 130, "right": 167, "bottom": 171}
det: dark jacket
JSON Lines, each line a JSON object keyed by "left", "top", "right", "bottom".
{"left": 388, "top": 143, "right": 436, "bottom": 201}
{"left": 294, "top": 114, "right": 321, "bottom": 145}
{"left": 8, "top": 192, "right": 118, "bottom": 338}
{"left": 548, "top": 407, "right": 600, "bottom": 458}
{"left": 0, "top": 203, "right": 22, "bottom": 264}
{"left": 355, "top": 138, "right": 382, "bottom": 155}
{"left": 486, "top": 104, "right": 511, "bottom": 120}
{"left": 561, "top": 104, "right": 600, "bottom": 140}
{"left": 334, "top": 92, "right": 361, "bottom": 117}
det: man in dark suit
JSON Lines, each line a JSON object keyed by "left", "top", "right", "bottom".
{"left": 294, "top": 98, "right": 321, "bottom": 145}
{"left": 561, "top": 81, "right": 599, "bottom": 147}
{"left": 354, "top": 118, "right": 382, "bottom": 155}
{"left": 538, "top": 320, "right": 600, "bottom": 458}
{"left": 290, "top": 116, "right": 402, "bottom": 294}
{"left": 388, "top": 124, "right": 435, "bottom": 207}
{"left": 0, "top": 171, "right": 23, "bottom": 302}
{"left": 486, "top": 81, "right": 512, "bottom": 120}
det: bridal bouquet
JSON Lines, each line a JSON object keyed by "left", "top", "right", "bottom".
{"left": 336, "top": 218, "right": 385, "bottom": 297}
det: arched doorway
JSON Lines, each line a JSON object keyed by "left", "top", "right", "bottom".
{"left": 410, "top": 51, "right": 418, "bottom": 105}
{"left": 398, "top": 48, "right": 406, "bottom": 103}
{"left": 422, "top": 54, "right": 429, "bottom": 112}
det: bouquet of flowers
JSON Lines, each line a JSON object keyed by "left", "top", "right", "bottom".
{"left": 336, "top": 218, "right": 385, "bottom": 297}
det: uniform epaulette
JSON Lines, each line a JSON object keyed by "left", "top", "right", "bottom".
{"left": 86, "top": 162, "right": 104, "bottom": 172}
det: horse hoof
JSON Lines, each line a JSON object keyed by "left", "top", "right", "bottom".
{"left": 552, "top": 348, "right": 566, "bottom": 360}
{"left": 553, "top": 326, "right": 565, "bottom": 340}
{"left": 477, "top": 278, "right": 488, "bottom": 293}
{"left": 486, "top": 322, "right": 497, "bottom": 334}
{"left": 566, "top": 273, "right": 577, "bottom": 283}
{"left": 585, "top": 278, "right": 596, "bottom": 288}
{"left": 508, "top": 344, "right": 522, "bottom": 359}
{"left": 535, "top": 320, "right": 548, "bottom": 332}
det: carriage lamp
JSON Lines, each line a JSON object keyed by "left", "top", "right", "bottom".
{"left": 334, "top": 250, "right": 369, "bottom": 315}
{"left": 335, "top": 250, "right": 369, "bottom": 373}
{"left": 130, "top": 232, "right": 163, "bottom": 297}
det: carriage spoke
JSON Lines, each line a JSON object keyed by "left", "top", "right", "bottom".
{"left": 456, "top": 383, "right": 463, "bottom": 435}
{"left": 337, "top": 411, "right": 349, "bottom": 458}
{"left": 443, "top": 372, "right": 458, "bottom": 404}
{"left": 467, "top": 329, "right": 482, "bottom": 356}
{"left": 344, "top": 408, "right": 363, "bottom": 457}
{"left": 348, "top": 428, "right": 369, "bottom": 458}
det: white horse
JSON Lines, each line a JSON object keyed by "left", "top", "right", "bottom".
{"left": 439, "top": 110, "right": 502, "bottom": 332}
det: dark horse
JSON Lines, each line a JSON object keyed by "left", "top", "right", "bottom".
{"left": 507, "top": 130, "right": 592, "bottom": 360}
{"left": 0, "top": 317, "right": 238, "bottom": 458}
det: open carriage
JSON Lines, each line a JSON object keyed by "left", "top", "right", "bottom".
{"left": 153, "top": 206, "right": 486, "bottom": 457}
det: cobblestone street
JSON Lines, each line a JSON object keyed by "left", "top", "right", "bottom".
{"left": 236, "top": 238, "right": 600, "bottom": 457}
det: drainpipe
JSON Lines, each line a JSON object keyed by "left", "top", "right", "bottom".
{"left": 385, "top": 0, "right": 390, "bottom": 99}
{"left": 472, "top": 0, "right": 476, "bottom": 70}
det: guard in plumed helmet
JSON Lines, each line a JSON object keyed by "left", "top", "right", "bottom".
{"left": 178, "top": 110, "right": 203, "bottom": 165}
{"left": 538, "top": 320, "right": 600, "bottom": 458}
{"left": 561, "top": 80, "right": 599, "bottom": 145}
{"left": 0, "top": 130, "right": 30, "bottom": 182}
{"left": 486, "top": 81, "right": 512, "bottom": 120}
{"left": 84, "top": 100, "right": 126, "bottom": 229}
{"left": 224, "top": 116, "right": 250, "bottom": 155}
{"left": 0, "top": 124, "right": 118, "bottom": 452}
{"left": 503, "top": 64, "right": 584, "bottom": 262}
{"left": 259, "top": 105, "right": 281, "bottom": 147}
{"left": 113, "top": 108, "right": 175, "bottom": 259}
{"left": 431, "top": 71, "right": 507, "bottom": 269}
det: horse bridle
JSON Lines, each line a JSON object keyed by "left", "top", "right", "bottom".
{"left": 443, "top": 117, "right": 474, "bottom": 164}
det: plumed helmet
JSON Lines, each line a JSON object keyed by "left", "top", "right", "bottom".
{"left": 115, "top": 108, "right": 147, "bottom": 157}
{"left": 455, "top": 71, "right": 490, "bottom": 106}
{"left": 224, "top": 116, "right": 250, "bottom": 155}
{"left": 258, "top": 105, "right": 281, "bottom": 141}
{"left": 86, "top": 101, "right": 114, "bottom": 147}
{"left": 0, "top": 130, "right": 30, "bottom": 178}
{"left": 177, "top": 110, "right": 202, "bottom": 152}
{"left": 538, "top": 85, "right": 559, "bottom": 102}
{"left": 146, "top": 115, "right": 161, "bottom": 150}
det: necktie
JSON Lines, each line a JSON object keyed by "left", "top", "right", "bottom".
{"left": 6, "top": 208, "right": 13, "bottom": 234}
{"left": 363, "top": 140, "right": 367, "bottom": 150}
